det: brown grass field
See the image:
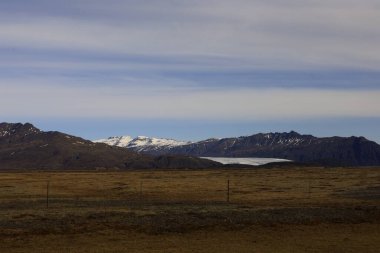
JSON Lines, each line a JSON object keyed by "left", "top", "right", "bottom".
{"left": 0, "top": 167, "right": 379, "bottom": 253}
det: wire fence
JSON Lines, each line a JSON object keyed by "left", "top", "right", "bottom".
{"left": 0, "top": 168, "right": 378, "bottom": 213}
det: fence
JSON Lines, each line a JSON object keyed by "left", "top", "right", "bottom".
{"left": 0, "top": 168, "right": 378, "bottom": 213}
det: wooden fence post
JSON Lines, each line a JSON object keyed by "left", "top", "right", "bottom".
{"left": 227, "top": 179, "right": 230, "bottom": 203}
{"left": 46, "top": 180, "right": 50, "bottom": 209}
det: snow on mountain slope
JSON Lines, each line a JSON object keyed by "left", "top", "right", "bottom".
{"left": 94, "top": 136, "right": 134, "bottom": 147}
{"left": 94, "top": 136, "right": 191, "bottom": 152}
{"left": 128, "top": 136, "right": 190, "bottom": 151}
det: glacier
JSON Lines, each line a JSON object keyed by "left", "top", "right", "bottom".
{"left": 201, "top": 157, "right": 291, "bottom": 166}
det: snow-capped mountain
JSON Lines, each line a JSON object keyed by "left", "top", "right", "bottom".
{"left": 94, "top": 136, "right": 191, "bottom": 153}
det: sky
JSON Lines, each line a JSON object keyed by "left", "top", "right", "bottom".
{"left": 1, "top": 0, "right": 380, "bottom": 143}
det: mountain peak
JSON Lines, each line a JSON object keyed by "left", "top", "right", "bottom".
{"left": 0, "top": 122, "right": 41, "bottom": 137}
{"left": 268, "top": 131, "right": 301, "bottom": 136}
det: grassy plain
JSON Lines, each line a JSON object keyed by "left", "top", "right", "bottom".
{"left": 0, "top": 167, "right": 379, "bottom": 252}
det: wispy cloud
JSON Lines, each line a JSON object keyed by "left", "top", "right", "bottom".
{"left": 0, "top": 0, "right": 380, "bottom": 71}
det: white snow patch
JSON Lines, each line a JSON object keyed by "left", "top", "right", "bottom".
{"left": 0, "top": 130, "right": 11, "bottom": 137}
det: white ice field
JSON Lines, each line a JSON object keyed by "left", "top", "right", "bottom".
{"left": 202, "top": 157, "right": 291, "bottom": 166}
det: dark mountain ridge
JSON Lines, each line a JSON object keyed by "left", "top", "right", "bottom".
{"left": 0, "top": 123, "right": 220, "bottom": 170}
{"left": 136, "top": 131, "right": 380, "bottom": 167}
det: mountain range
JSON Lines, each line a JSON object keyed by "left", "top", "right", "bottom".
{"left": 95, "top": 131, "right": 380, "bottom": 166}
{"left": 1, "top": 122, "right": 379, "bottom": 169}
{"left": 0, "top": 123, "right": 220, "bottom": 170}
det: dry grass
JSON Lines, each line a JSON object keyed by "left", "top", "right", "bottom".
{"left": 0, "top": 167, "right": 379, "bottom": 252}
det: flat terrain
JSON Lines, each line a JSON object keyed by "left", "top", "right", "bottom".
{"left": 0, "top": 167, "right": 379, "bottom": 252}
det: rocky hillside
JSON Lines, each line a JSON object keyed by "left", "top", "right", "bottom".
{"left": 0, "top": 123, "right": 220, "bottom": 170}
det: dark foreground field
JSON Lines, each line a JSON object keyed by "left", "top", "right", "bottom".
{"left": 0, "top": 167, "right": 379, "bottom": 253}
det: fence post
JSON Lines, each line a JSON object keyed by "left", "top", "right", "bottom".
{"left": 46, "top": 180, "right": 50, "bottom": 209}
{"left": 308, "top": 176, "right": 311, "bottom": 199}
{"left": 227, "top": 179, "right": 230, "bottom": 203}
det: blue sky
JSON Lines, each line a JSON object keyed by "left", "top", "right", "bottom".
{"left": 1, "top": 0, "right": 380, "bottom": 143}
